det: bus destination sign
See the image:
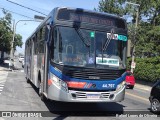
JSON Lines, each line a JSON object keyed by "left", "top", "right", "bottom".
{"left": 57, "top": 9, "right": 126, "bottom": 28}
{"left": 70, "top": 13, "right": 113, "bottom": 26}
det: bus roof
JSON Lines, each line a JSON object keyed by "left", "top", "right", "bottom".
{"left": 25, "top": 7, "right": 126, "bottom": 43}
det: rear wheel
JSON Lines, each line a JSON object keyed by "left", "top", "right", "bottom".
{"left": 151, "top": 98, "right": 160, "bottom": 114}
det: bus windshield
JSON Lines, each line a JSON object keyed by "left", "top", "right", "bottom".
{"left": 52, "top": 26, "right": 127, "bottom": 69}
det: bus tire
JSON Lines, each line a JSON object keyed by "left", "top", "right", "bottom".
{"left": 40, "top": 93, "right": 47, "bottom": 102}
{"left": 38, "top": 76, "right": 47, "bottom": 102}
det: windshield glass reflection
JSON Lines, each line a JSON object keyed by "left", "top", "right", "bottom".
{"left": 51, "top": 26, "right": 127, "bottom": 69}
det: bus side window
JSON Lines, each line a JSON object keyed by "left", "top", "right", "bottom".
{"left": 53, "top": 28, "right": 58, "bottom": 61}
{"left": 42, "top": 26, "right": 45, "bottom": 41}
{"left": 38, "top": 41, "right": 45, "bottom": 53}
{"left": 33, "top": 35, "right": 37, "bottom": 55}
{"left": 49, "top": 27, "right": 53, "bottom": 58}
{"left": 34, "top": 34, "right": 38, "bottom": 54}
{"left": 37, "top": 30, "right": 41, "bottom": 41}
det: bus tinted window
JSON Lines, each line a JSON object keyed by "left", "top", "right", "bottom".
{"left": 57, "top": 9, "right": 126, "bottom": 29}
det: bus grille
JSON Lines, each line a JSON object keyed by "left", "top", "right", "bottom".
{"left": 52, "top": 63, "right": 125, "bottom": 80}
{"left": 63, "top": 68, "right": 125, "bottom": 80}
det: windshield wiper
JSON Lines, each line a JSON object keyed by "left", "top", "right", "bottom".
{"left": 103, "top": 35, "right": 112, "bottom": 51}
{"left": 100, "top": 34, "right": 112, "bottom": 63}
{"left": 75, "top": 28, "right": 91, "bottom": 47}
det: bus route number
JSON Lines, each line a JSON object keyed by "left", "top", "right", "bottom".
{"left": 102, "top": 84, "right": 115, "bottom": 88}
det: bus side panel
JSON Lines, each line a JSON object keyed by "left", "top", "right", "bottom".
{"left": 33, "top": 55, "right": 38, "bottom": 87}
{"left": 37, "top": 53, "right": 45, "bottom": 88}
{"left": 27, "top": 40, "right": 32, "bottom": 80}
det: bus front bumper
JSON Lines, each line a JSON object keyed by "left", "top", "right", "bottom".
{"left": 47, "top": 84, "right": 125, "bottom": 102}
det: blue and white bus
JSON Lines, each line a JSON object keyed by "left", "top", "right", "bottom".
{"left": 25, "top": 7, "right": 128, "bottom": 102}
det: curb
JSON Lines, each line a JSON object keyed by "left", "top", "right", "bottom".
{"left": 0, "top": 69, "right": 12, "bottom": 71}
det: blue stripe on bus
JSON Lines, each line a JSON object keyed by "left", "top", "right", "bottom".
{"left": 49, "top": 65, "right": 126, "bottom": 90}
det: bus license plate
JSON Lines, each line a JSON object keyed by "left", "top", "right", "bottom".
{"left": 87, "top": 94, "right": 100, "bottom": 99}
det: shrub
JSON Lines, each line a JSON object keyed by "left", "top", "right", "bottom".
{"left": 127, "top": 57, "right": 160, "bottom": 82}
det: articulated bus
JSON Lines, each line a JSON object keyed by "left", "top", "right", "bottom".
{"left": 25, "top": 7, "right": 128, "bottom": 102}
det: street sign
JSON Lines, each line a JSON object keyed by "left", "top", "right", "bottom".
{"left": 131, "top": 62, "right": 136, "bottom": 69}
{"left": 34, "top": 15, "right": 45, "bottom": 20}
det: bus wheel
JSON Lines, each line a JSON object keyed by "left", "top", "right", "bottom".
{"left": 40, "top": 93, "right": 47, "bottom": 102}
{"left": 38, "top": 81, "right": 42, "bottom": 96}
{"left": 39, "top": 81, "right": 47, "bottom": 102}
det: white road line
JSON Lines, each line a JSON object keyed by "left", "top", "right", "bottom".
{"left": 126, "top": 92, "right": 149, "bottom": 102}
{"left": 0, "top": 89, "right": 2, "bottom": 91}
{"left": 0, "top": 87, "right": 3, "bottom": 89}
{"left": 133, "top": 88, "right": 149, "bottom": 93}
{"left": 0, "top": 84, "right": 4, "bottom": 86}
{"left": 134, "top": 87, "right": 151, "bottom": 91}
{"left": 0, "top": 80, "right": 6, "bottom": 83}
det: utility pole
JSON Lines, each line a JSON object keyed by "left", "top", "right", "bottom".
{"left": 126, "top": 2, "right": 140, "bottom": 73}
{"left": 10, "top": 19, "right": 15, "bottom": 60}
{"left": 9, "top": 19, "right": 41, "bottom": 70}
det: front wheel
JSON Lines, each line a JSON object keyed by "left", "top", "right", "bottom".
{"left": 39, "top": 81, "right": 47, "bottom": 102}
{"left": 151, "top": 98, "right": 160, "bottom": 114}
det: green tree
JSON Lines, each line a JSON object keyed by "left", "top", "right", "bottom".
{"left": 97, "top": 0, "right": 160, "bottom": 57}
{"left": 0, "top": 9, "right": 23, "bottom": 59}
{"left": 97, "top": 0, "right": 126, "bottom": 16}
{"left": 0, "top": 10, "right": 12, "bottom": 59}
{"left": 126, "top": 0, "right": 160, "bottom": 57}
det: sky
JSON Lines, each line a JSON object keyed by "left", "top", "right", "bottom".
{"left": 0, "top": 0, "right": 100, "bottom": 54}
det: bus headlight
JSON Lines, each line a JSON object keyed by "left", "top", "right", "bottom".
{"left": 50, "top": 72, "right": 68, "bottom": 92}
{"left": 61, "top": 80, "right": 68, "bottom": 91}
{"left": 50, "top": 72, "right": 60, "bottom": 86}
{"left": 116, "top": 81, "right": 126, "bottom": 91}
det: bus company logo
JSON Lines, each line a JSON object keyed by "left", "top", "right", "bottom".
{"left": 91, "top": 84, "right": 96, "bottom": 88}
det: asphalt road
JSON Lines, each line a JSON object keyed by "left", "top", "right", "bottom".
{"left": 0, "top": 60, "right": 159, "bottom": 120}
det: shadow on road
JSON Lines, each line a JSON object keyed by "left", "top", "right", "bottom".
{"left": 45, "top": 101, "right": 125, "bottom": 117}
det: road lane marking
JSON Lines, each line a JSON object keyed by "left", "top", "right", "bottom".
{"left": 133, "top": 88, "right": 148, "bottom": 93}
{"left": 126, "top": 92, "right": 149, "bottom": 102}
{"left": 0, "top": 81, "right": 6, "bottom": 84}
{"left": 0, "top": 72, "right": 8, "bottom": 95}
{"left": 134, "top": 86, "right": 151, "bottom": 91}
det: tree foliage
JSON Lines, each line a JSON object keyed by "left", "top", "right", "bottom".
{"left": 0, "top": 9, "right": 23, "bottom": 56}
{"left": 97, "top": 0, "right": 160, "bottom": 81}
{"left": 97, "top": 0, "right": 126, "bottom": 16}
{"left": 97, "top": 0, "right": 160, "bottom": 57}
